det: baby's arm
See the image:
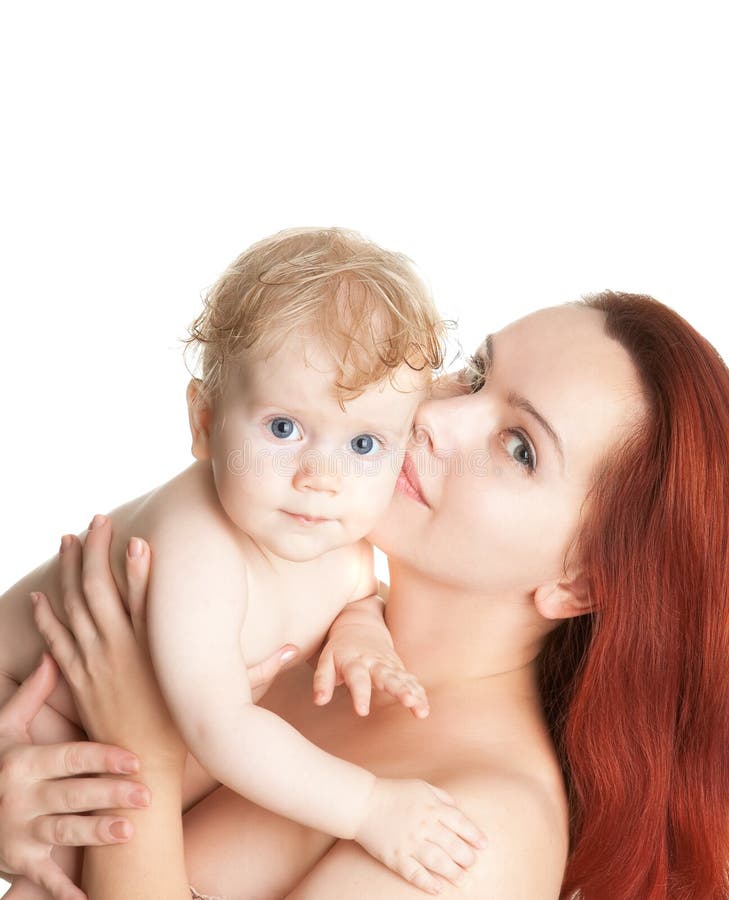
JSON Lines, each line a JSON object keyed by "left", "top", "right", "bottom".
{"left": 147, "top": 525, "right": 485, "bottom": 895}
{"left": 312, "top": 541, "right": 429, "bottom": 718}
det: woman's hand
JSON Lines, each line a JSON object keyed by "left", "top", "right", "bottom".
{"left": 23, "top": 516, "right": 300, "bottom": 900}
{"left": 0, "top": 654, "right": 147, "bottom": 900}
{"left": 31, "top": 519, "right": 187, "bottom": 772}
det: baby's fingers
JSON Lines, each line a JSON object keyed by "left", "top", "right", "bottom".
{"left": 411, "top": 841, "right": 467, "bottom": 891}
{"left": 342, "top": 660, "right": 373, "bottom": 716}
{"left": 428, "top": 823, "right": 477, "bottom": 869}
{"left": 436, "top": 801, "right": 488, "bottom": 850}
{"left": 371, "top": 664, "right": 429, "bottom": 718}
{"left": 312, "top": 653, "right": 336, "bottom": 706}
{"left": 401, "top": 857, "right": 444, "bottom": 896}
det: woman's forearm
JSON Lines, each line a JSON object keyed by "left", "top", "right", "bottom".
{"left": 82, "top": 765, "right": 191, "bottom": 900}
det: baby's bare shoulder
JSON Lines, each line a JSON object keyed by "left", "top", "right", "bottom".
{"left": 134, "top": 463, "right": 239, "bottom": 548}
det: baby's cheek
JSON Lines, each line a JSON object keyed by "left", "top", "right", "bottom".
{"left": 348, "top": 468, "right": 400, "bottom": 529}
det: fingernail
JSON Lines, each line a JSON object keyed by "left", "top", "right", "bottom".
{"left": 314, "top": 691, "right": 325, "bottom": 702}
{"left": 128, "top": 537, "right": 143, "bottom": 558}
{"left": 117, "top": 755, "right": 140, "bottom": 774}
{"left": 59, "top": 535, "right": 72, "bottom": 554}
{"left": 110, "top": 820, "right": 130, "bottom": 840}
{"left": 30, "top": 592, "right": 40, "bottom": 606}
{"left": 89, "top": 514, "right": 106, "bottom": 530}
{"left": 129, "top": 790, "right": 150, "bottom": 807}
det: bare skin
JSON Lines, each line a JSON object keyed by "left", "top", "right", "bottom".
{"left": 32, "top": 525, "right": 565, "bottom": 900}
{"left": 7, "top": 303, "right": 648, "bottom": 898}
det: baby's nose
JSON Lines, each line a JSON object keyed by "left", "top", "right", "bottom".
{"left": 293, "top": 450, "right": 342, "bottom": 494}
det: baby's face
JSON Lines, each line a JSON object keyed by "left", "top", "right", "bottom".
{"left": 200, "top": 334, "right": 429, "bottom": 562}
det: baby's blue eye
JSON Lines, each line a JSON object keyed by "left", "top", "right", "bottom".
{"left": 350, "top": 434, "right": 381, "bottom": 455}
{"left": 269, "top": 417, "right": 301, "bottom": 440}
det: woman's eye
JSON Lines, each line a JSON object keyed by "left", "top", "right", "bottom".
{"left": 502, "top": 429, "right": 536, "bottom": 474}
{"left": 268, "top": 417, "right": 301, "bottom": 440}
{"left": 350, "top": 434, "right": 382, "bottom": 456}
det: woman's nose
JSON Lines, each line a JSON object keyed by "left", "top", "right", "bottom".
{"left": 412, "top": 391, "right": 489, "bottom": 456}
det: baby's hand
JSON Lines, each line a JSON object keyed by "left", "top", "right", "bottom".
{"left": 354, "top": 777, "right": 487, "bottom": 895}
{"left": 313, "top": 620, "right": 429, "bottom": 718}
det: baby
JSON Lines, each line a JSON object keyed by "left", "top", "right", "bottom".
{"left": 0, "top": 228, "right": 485, "bottom": 898}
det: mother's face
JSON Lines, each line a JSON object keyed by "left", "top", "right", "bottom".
{"left": 369, "top": 304, "right": 647, "bottom": 596}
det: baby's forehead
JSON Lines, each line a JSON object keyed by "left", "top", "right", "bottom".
{"left": 231, "top": 337, "right": 428, "bottom": 397}
{"left": 225, "top": 351, "right": 425, "bottom": 431}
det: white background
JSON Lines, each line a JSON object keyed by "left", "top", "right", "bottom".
{"left": 1, "top": 2, "right": 727, "bottom": 894}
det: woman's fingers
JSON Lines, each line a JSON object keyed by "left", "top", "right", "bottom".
{"left": 0, "top": 655, "right": 58, "bottom": 740}
{"left": 79, "top": 515, "right": 127, "bottom": 636}
{"left": 31, "top": 596, "right": 80, "bottom": 685}
{"left": 124, "top": 536, "right": 151, "bottom": 648}
{"left": 39, "top": 777, "right": 150, "bottom": 815}
{"left": 24, "top": 741, "right": 139, "bottom": 780}
{"left": 58, "top": 535, "right": 97, "bottom": 649}
{"left": 247, "top": 645, "right": 299, "bottom": 690}
{"left": 32, "top": 860, "right": 89, "bottom": 900}
{"left": 33, "top": 812, "right": 136, "bottom": 847}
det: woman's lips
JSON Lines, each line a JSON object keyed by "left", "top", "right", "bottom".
{"left": 396, "top": 453, "right": 429, "bottom": 507}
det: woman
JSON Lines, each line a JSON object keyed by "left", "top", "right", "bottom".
{"left": 3, "top": 291, "right": 729, "bottom": 899}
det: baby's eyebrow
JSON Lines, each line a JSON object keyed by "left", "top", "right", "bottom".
{"left": 479, "top": 333, "right": 566, "bottom": 474}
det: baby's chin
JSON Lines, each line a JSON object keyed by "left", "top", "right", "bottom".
{"left": 253, "top": 525, "right": 364, "bottom": 564}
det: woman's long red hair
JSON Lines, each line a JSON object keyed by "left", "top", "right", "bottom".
{"left": 538, "top": 292, "right": 729, "bottom": 899}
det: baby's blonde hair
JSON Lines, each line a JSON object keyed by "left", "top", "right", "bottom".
{"left": 184, "top": 227, "right": 447, "bottom": 406}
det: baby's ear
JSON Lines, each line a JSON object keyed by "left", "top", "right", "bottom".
{"left": 534, "top": 574, "right": 593, "bottom": 621}
{"left": 186, "top": 379, "right": 214, "bottom": 461}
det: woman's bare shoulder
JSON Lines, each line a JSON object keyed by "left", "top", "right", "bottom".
{"left": 404, "top": 687, "right": 569, "bottom": 896}
{"left": 286, "top": 762, "right": 568, "bottom": 900}
{"left": 441, "top": 762, "right": 568, "bottom": 896}
{"left": 276, "top": 674, "right": 570, "bottom": 898}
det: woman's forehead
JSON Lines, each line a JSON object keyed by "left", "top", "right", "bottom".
{"left": 487, "top": 306, "right": 646, "bottom": 467}
{"left": 489, "top": 306, "right": 639, "bottom": 385}
{"left": 491, "top": 304, "right": 605, "bottom": 353}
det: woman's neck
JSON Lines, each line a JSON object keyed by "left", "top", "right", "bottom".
{"left": 382, "top": 558, "right": 553, "bottom": 699}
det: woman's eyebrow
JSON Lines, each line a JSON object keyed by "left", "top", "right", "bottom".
{"left": 481, "top": 334, "right": 566, "bottom": 471}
